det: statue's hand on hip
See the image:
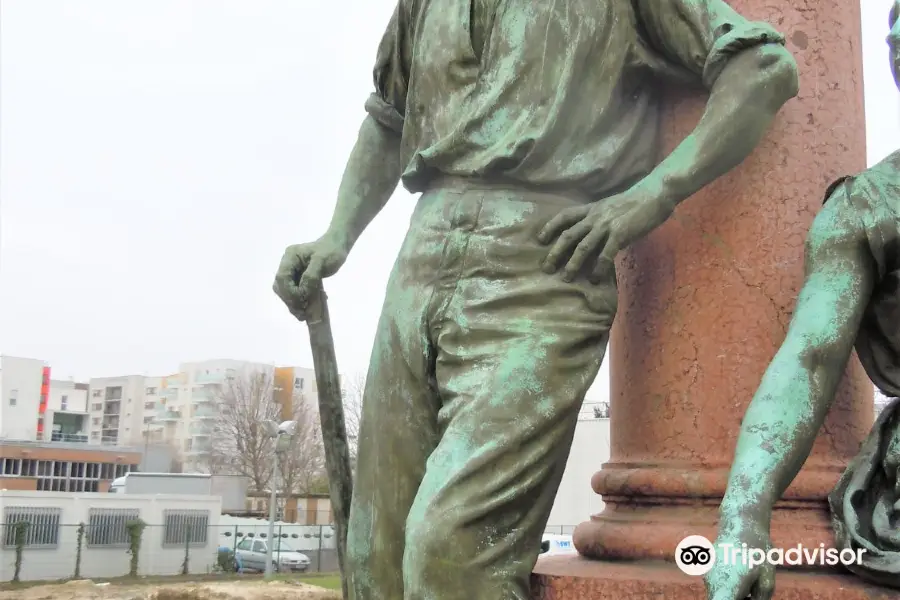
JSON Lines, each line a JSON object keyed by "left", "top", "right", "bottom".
{"left": 705, "top": 525, "right": 776, "bottom": 600}
{"left": 537, "top": 178, "right": 673, "bottom": 284}
{"left": 273, "top": 234, "right": 349, "bottom": 321}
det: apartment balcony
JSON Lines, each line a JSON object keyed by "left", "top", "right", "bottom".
{"left": 157, "top": 410, "right": 182, "bottom": 422}
{"left": 104, "top": 387, "right": 123, "bottom": 401}
{"left": 191, "top": 388, "right": 215, "bottom": 403}
{"left": 194, "top": 371, "right": 225, "bottom": 385}
{"left": 190, "top": 422, "right": 213, "bottom": 436}
{"left": 185, "top": 443, "right": 212, "bottom": 455}
{"left": 50, "top": 432, "right": 88, "bottom": 444}
{"left": 103, "top": 401, "right": 120, "bottom": 415}
{"left": 53, "top": 413, "right": 87, "bottom": 436}
{"left": 159, "top": 387, "right": 179, "bottom": 400}
{"left": 193, "top": 406, "right": 217, "bottom": 420}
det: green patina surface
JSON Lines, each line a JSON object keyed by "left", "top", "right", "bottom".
{"left": 272, "top": 1, "right": 800, "bottom": 598}
{"left": 707, "top": 6, "right": 900, "bottom": 599}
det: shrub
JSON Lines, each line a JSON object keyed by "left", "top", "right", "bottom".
{"left": 125, "top": 519, "right": 147, "bottom": 577}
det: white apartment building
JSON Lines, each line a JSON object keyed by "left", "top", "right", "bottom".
{"left": 0, "top": 356, "right": 47, "bottom": 441}
{"left": 86, "top": 375, "right": 151, "bottom": 446}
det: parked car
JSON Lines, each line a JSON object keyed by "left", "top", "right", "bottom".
{"left": 540, "top": 533, "right": 576, "bottom": 556}
{"left": 234, "top": 537, "right": 311, "bottom": 572}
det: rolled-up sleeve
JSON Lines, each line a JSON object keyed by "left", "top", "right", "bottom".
{"left": 364, "top": 3, "right": 410, "bottom": 134}
{"left": 633, "top": 0, "right": 786, "bottom": 89}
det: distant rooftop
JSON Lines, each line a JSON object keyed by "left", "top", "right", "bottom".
{"left": 0, "top": 438, "right": 144, "bottom": 454}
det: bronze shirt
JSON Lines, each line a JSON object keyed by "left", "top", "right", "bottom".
{"left": 364, "top": 0, "right": 786, "bottom": 199}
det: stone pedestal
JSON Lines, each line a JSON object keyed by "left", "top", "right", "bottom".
{"left": 532, "top": 557, "right": 894, "bottom": 600}
{"left": 534, "top": 0, "right": 878, "bottom": 597}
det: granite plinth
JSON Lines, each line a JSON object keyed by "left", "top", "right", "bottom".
{"left": 532, "top": 556, "right": 895, "bottom": 600}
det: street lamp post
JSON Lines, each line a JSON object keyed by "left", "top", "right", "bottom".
{"left": 264, "top": 420, "right": 296, "bottom": 579}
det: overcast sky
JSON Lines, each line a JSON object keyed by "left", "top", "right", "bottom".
{"left": 1, "top": 1, "right": 897, "bottom": 407}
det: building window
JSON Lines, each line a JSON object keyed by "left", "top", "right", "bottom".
{"left": 105, "top": 387, "right": 123, "bottom": 401}
{"left": 145, "top": 387, "right": 157, "bottom": 395}
{"left": 9, "top": 389, "right": 17, "bottom": 406}
{"left": 87, "top": 508, "right": 140, "bottom": 547}
{"left": 1, "top": 459, "right": 21, "bottom": 475}
{"left": 593, "top": 402, "right": 610, "bottom": 419}
{"left": 3, "top": 507, "right": 62, "bottom": 548}
{"left": 92, "top": 403, "right": 102, "bottom": 411}
{"left": 294, "top": 377, "right": 304, "bottom": 390}
{"left": 162, "top": 510, "right": 209, "bottom": 547}
{"left": 92, "top": 389, "right": 102, "bottom": 397}
{"left": 60, "top": 395, "right": 68, "bottom": 410}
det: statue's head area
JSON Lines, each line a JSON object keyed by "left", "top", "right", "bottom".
{"left": 890, "top": 0, "right": 900, "bottom": 90}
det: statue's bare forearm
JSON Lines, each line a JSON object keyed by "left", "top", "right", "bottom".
{"left": 718, "top": 197, "right": 874, "bottom": 533}
{"left": 325, "top": 115, "right": 403, "bottom": 251}
{"left": 718, "top": 312, "right": 854, "bottom": 530}
{"left": 650, "top": 45, "right": 799, "bottom": 209}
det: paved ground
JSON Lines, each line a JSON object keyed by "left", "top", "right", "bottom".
{"left": 3, "top": 579, "right": 341, "bottom": 600}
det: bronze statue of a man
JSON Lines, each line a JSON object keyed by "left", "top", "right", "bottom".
{"left": 707, "top": 3, "right": 900, "bottom": 599}
{"left": 274, "top": 1, "right": 798, "bottom": 598}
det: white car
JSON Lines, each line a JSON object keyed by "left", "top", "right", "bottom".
{"left": 540, "top": 534, "right": 577, "bottom": 556}
{"left": 234, "top": 537, "right": 311, "bottom": 572}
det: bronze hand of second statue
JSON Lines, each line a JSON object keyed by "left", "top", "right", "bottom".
{"left": 706, "top": 516, "right": 776, "bottom": 600}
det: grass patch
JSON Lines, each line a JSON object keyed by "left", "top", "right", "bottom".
{"left": 0, "top": 571, "right": 342, "bottom": 591}
{"left": 297, "top": 574, "right": 342, "bottom": 590}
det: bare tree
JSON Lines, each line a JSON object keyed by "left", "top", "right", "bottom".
{"left": 199, "top": 369, "right": 326, "bottom": 497}
{"left": 278, "top": 396, "right": 327, "bottom": 495}
{"left": 203, "top": 370, "right": 281, "bottom": 492}
{"left": 341, "top": 371, "right": 365, "bottom": 461}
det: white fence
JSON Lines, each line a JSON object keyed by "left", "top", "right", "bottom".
{"left": 215, "top": 515, "right": 339, "bottom": 573}
{"left": 0, "top": 490, "right": 221, "bottom": 582}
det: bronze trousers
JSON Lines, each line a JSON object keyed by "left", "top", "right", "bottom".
{"left": 346, "top": 178, "right": 616, "bottom": 600}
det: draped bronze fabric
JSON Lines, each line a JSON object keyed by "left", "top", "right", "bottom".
{"left": 829, "top": 397, "right": 900, "bottom": 588}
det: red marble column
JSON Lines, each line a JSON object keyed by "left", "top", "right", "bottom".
{"left": 571, "top": 0, "right": 872, "bottom": 565}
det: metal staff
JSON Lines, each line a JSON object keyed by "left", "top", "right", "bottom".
{"left": 305, "top": 287, "right": 353, "bottom": 599}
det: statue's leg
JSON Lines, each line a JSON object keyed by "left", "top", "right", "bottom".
{"left": 345, "top": 192, "right": 451, "bottom": 600}
{"left": 400, "top": 188, "right": 616, "bottom": 600}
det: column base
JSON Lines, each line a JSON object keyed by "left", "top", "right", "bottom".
{"left": 531, "top": 556, "right": 894, "bottom": 600}
{"left": 574, "top": 463, "right": 842, "bottom": 562}
{"left": 574, "top": 501, "right": 834, "bottom": 563}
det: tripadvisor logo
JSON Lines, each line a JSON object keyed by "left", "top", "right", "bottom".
{"left": 674, "top": 535, "right": 866, "bottom": 577}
